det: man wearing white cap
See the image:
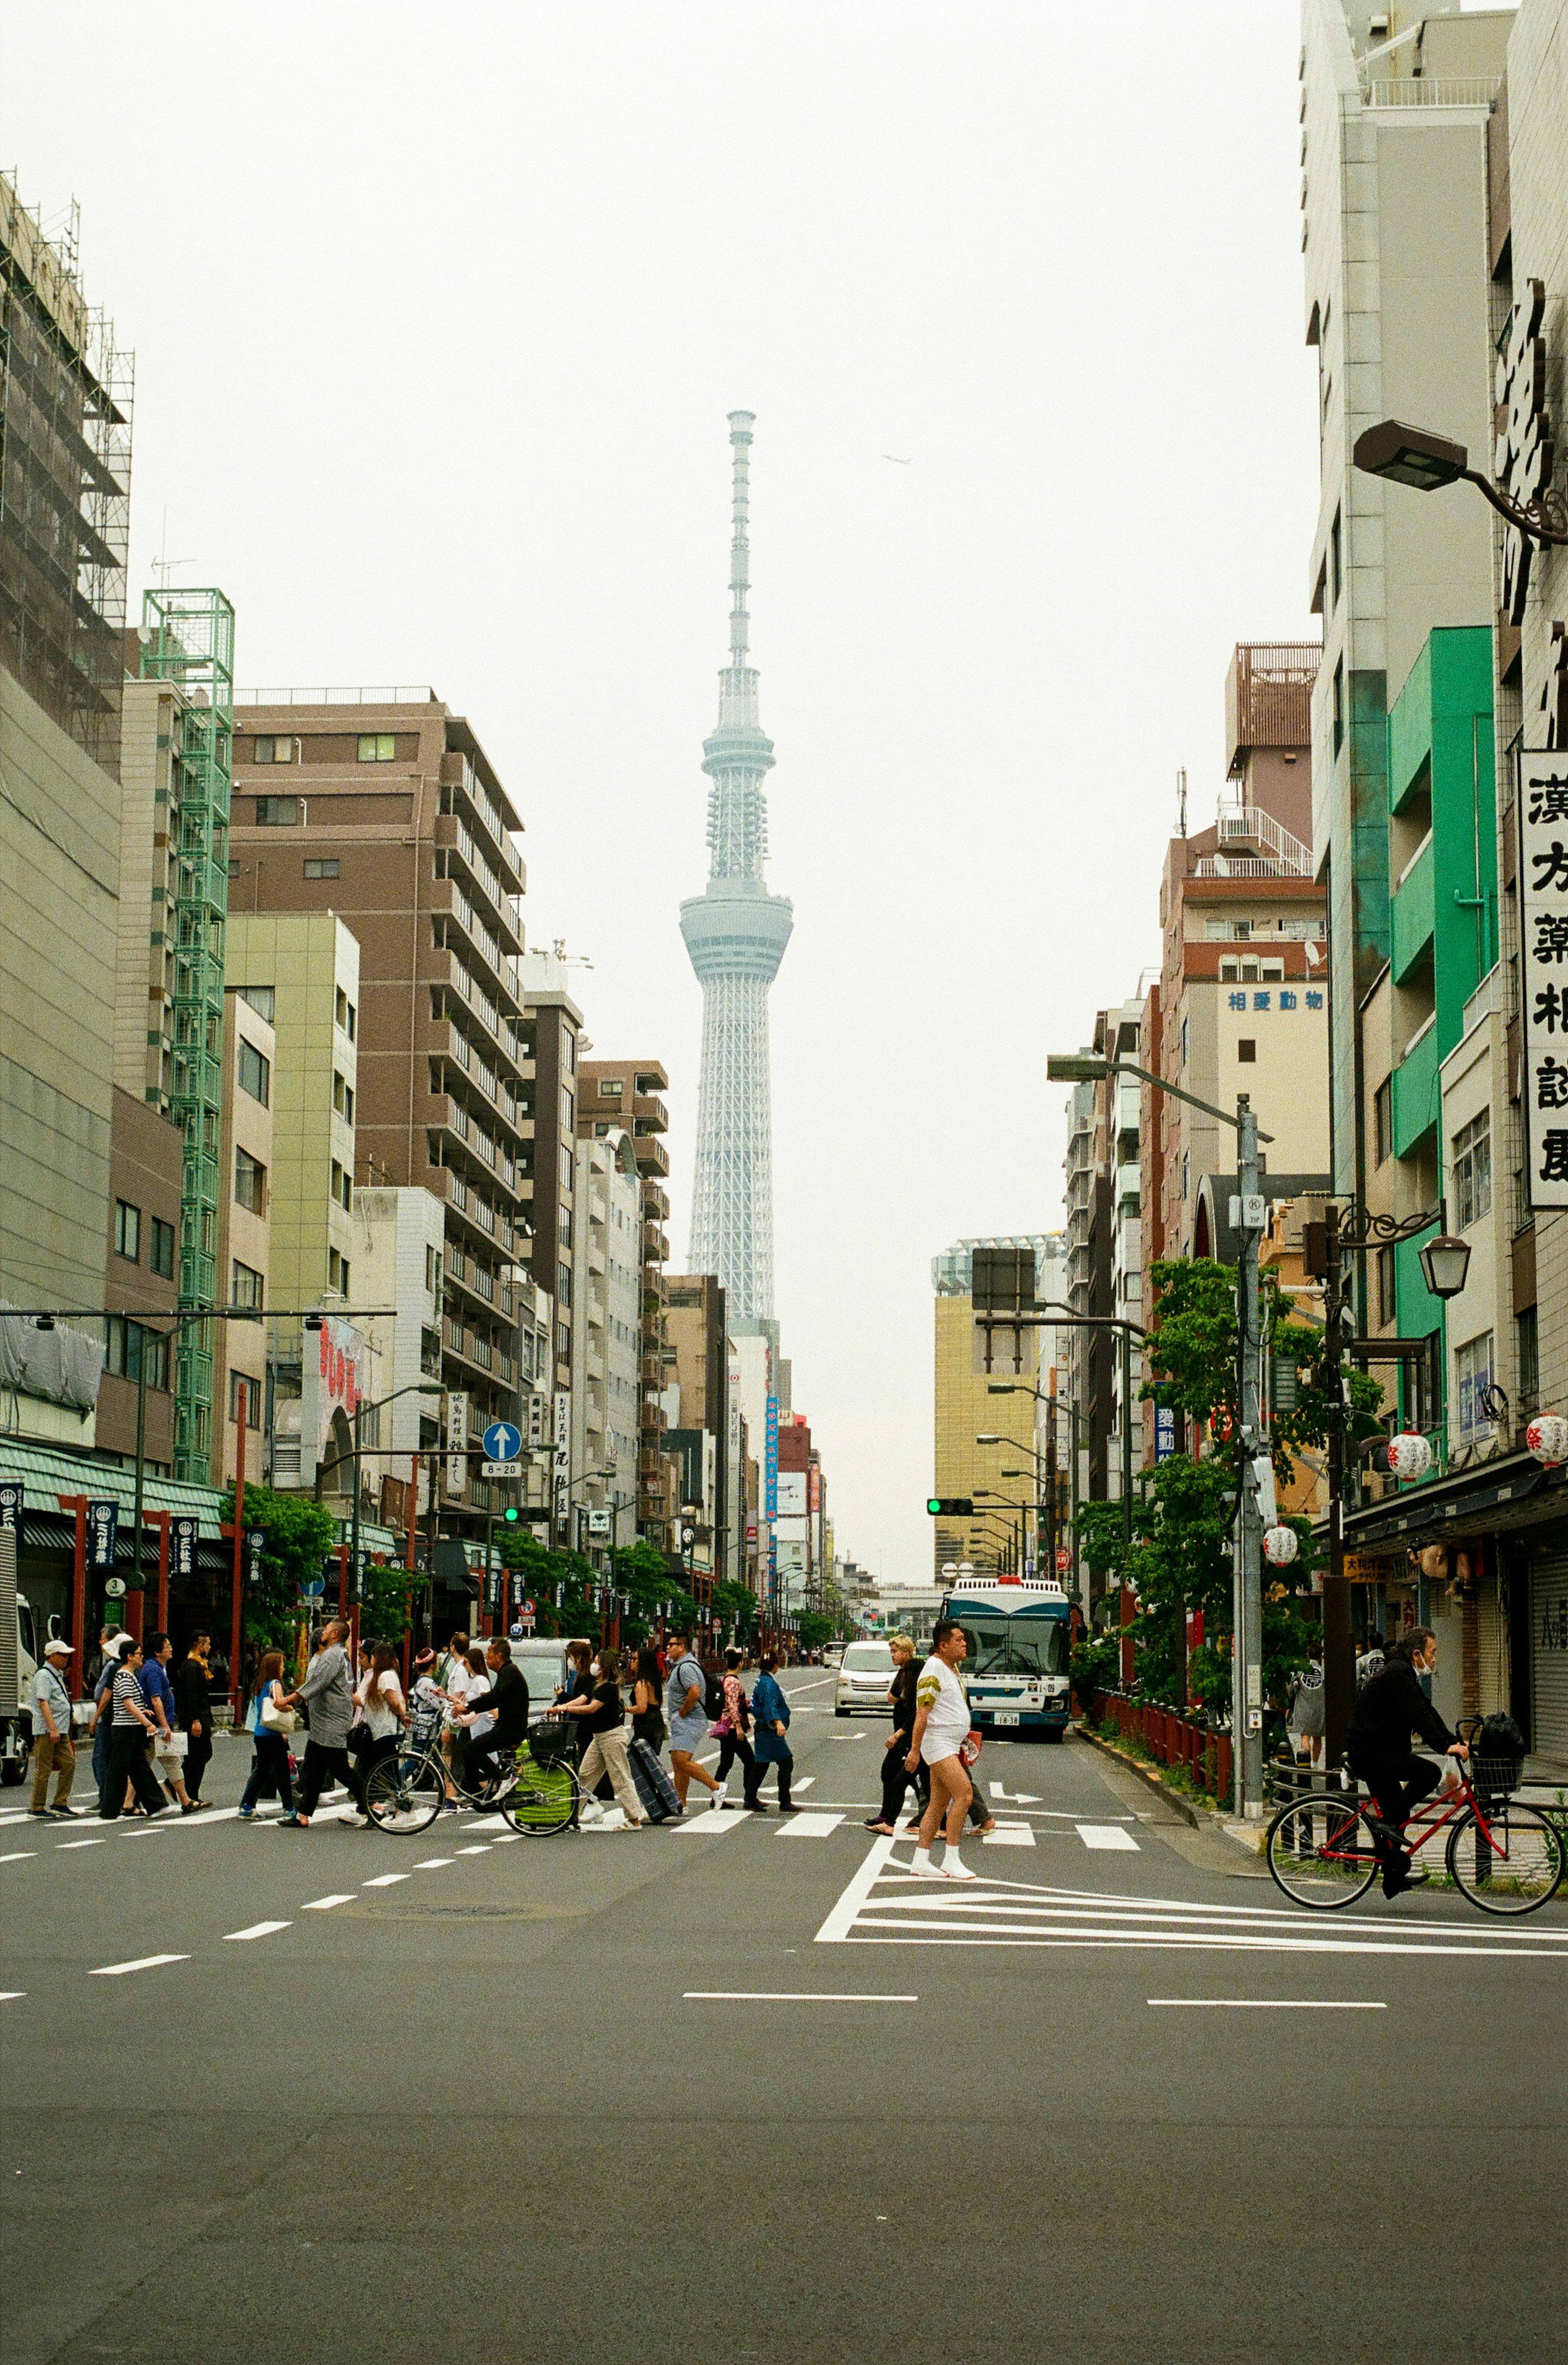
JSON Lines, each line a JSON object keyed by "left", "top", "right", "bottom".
{"left": 28, "top": 1639, "right": 80, "bottom": 1819}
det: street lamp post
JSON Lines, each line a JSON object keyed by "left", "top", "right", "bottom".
{"left": 314, "top": 1379, "right": 444, "bottom": 1620}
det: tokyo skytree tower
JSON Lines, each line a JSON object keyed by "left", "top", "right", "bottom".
{"left": 680, "top": 411, "right": 793, "bottom": 1321}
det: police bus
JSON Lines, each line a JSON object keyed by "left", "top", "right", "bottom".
{"left": 938, "top": 1574, "right": 1073, "bottom": 1741}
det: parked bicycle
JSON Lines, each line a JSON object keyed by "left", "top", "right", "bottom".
{"left": 363, "top": 1707, "right": 581, "bottom": 1837}
{"left": 1266, "top": 1717, "right": 1564, "bottom": 1917}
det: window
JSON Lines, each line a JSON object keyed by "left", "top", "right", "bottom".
{"left": 1373, "top": 1077, "right": 1393, "bottom": 1168}
{"left": 1237, "top": 1039, "right": 1256, "bottom": 1063}
{"left": 559, "top": 1143, "right": 573, "bottom": 1189}
{"left": 254, "top": 795, "right": 299, "bottom": 826}
{"left": 556, "top": 1321, "right": 571, "bottom": 1364}
{"left": 1220, "top": 959, "right": 1238, "bottom": 982}
{"left": 558, "top": 1262, "right": 572, "bottom": 1308}
{"left": 335, "top": 988, "right": 356, "bottom": 1040}
{"left": 1376, "top": 1243, "right": 1396, "bottom": 1327}
{"left": 564, "top": 1031, "right": 576, "bottom": 1073}
{"left": 1518, "top": 1305, "right": 1540, "bottom": 1412}
{"left": 1452, "top": 1110, "right": 1492, "bottom": 1231}
{"left": 1332, "top": 657, "right": 1345, "bottom": 758}
{"left": 328, "top": 1247, "right": 351, "bottom": 1295}
{"left": 253, "top": 736, "right": 294, "bottom": 765}
{"left": 1241, "top": 959, "right": 1259, "bottom": 983}
{"left": 1261, "top": 960, "right": 1284, "bottom": 981}
{"left": 330, "top": 1160, "right": 352, "bottom": 1211}
{"left": 1180, "top": 1149, "right": 1190, "bottom": 1200}
{"left": 559, "top": 1203, "right": 572, "bottom": 1250}
{"left": 357, "top": 733, "right": 395, "bottom": 762}
{"left": 231, "top": 1259, "right": 265, "bottom": 1311}
{"left": 1454, "top": 1330, "right": 1496, "bottom": 1439}
{"left": 1180, "top": 1016, "right": 1189, "bottom": 1067}
{"left": 237, "top": 985, "right": 275, "bottom": 1022}
{"left": 1330, "top": 505, "right": 1343, "bottom": 609}
{"left": 333, "top": 1072, "right": 354, "bottom": 1125}
{"left": 114, "top": 1200, "right": 141, "bottom": 1261}
{"left": 149, "top": 1216, "right": 176, "bottom": 1278}
{"left": 105, "top": 1318, "right": 169, "bottom": 1390}
{"left": 238, "top": 1040, "right": 271, "bottom": 1105}
{"left": 229, "top": 1369, "right": 258, "bottom": 1423}
{"left": 304, "top": 857, "right": 339, "bottom": 880}
{"left": 425, "top": 1244, "right": 439, "bottom": 1295}
{"left": 234, "top": 1150, "right": 267, "bottom": 1215}
{"left": 599, "top": 1077, "right": 623, "bottom": 1100}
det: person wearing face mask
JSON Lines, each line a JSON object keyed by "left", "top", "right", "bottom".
{"left": 571, "top": 1646, "right": 647, "bottom": 1827}
{"left": 1345, "top": 1625, "right": 1469, "bottom": 1897}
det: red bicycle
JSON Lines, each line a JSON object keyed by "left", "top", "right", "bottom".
{"left": 1266, "top": 1719, "right": 1564, "bottom": 1917}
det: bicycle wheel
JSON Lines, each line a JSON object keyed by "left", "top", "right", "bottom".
{"left": 501, "top": 1747, "right": 581, "bottom": 1837}
{"left": 1446, "top": 1799, "right": 1565, "bottom": 1916}
{"left": 363, "top": 1748, "right": 445, "bottom": 1835}
{"left": 1266, "top": 1792, "right": 1381, "bottom": 1908}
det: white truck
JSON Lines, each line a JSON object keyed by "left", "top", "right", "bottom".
{"left": 0, "top": 1527, "right": 74, "bottom": 1782}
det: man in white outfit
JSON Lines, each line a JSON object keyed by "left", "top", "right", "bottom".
{"left": 906, "top": 1619, "right": 978, "bottom": 1882}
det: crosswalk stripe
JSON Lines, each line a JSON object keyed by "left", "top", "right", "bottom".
{"left": 670, "top": 1808, "right": 747, "bottom": 1835}
{"left": 776, "top": 1811, "right": 844, "bottom": 1837}
{"left": 1077, "top": 1824, "right": 1140, "bottom": 1851}
{"left": 982, "top": 1825, "right": 1036, "bottom": 1848}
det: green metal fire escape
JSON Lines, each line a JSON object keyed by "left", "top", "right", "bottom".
{"left": 140, "top": 588, "right": 235, "bottom": 1481}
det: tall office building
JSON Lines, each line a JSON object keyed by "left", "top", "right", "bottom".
{"left": 680, "top": 412, "right": 793, "bottom": 1323}
{"left": 931, "top": 1238, "right": 1048, "bottom": 1582}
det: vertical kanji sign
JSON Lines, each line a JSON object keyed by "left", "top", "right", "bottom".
{"left": 1518, "top": 750, "right": 1568, "bottom": 1209}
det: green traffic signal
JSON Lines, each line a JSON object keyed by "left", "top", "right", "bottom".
{"left": 927, "top": 1497, "right": 973, "bottom": 1517}
{"left": 502, "top": 1505, "right": 522, "bottom": 1524}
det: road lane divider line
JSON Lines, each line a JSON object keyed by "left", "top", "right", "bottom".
{"left": 490, "top": 1834, "right": 519, "bottom": 1844}
{"left": 223, "top": 1921, "right": 292, "bottom": 1942}
{"left": 0, "top": 1851, "right": 37, "bottom": 1864}
{"left": 454, "top": 1844, "right": 492, "bottom": 1856}
{"left": 56, "top": 1837, "right": 108, "bottom": 1850}
{"left": 775, "top": 1811, "right": 844, "bottom": 1837}
{"left": 684, "top": 1990, "right": 918, "bottom": 2003}
{"left": 0, "top": 1991, "right": 24, "bottom": 2002}
{"left": 90, "top": 1954, "right": 190, "bottom": 1976}
{"left": 300, "top": 1893, "right": 356, "bottom": 1911}
{"left": 1147, "top": 1998, "right": 1387, "bottom": 2009}
{"left": 362, "top": 1872, "right": 410, "bottom": 1887}
{"left": 413, "top": 1857, "right": 454, "bottom": 1869}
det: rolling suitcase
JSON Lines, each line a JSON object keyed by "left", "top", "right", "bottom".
{"left": 628, "top": 1735, "right": 683, "bottom": 1822}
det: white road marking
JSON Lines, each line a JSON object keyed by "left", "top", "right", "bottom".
{"left": 684, "top": 1990, "right": 918, "bottom": 2003}
{"left": 1, "top": 1851, "right": 37, "bottom": 1864}
{"left": 1148, "top": 1998, "right": 1387, "bottom": 2010}
{"left": 56, "top": 1837, "right": 108, "bottom": 1851}
{"left": 454, "top": 1844, "right": 491, "bottom": 1856}
{"left": 830, "top": 1733, "right": 866, "bottom": 1742}
{"left": 90, "top": 1954, "right": 191, "bottom": 1977}
{"left": 223, "top": 1921, "right": 292, "bottom": 1942}
{"left": 0, "top": 1991, "right": 24, "bottom": 2002}
{"left": 414, "top": 1857, "right": 454, "bottom": 1869}
{"left": 776, "top": 1812, "right": 845, "bottom": 1837}
{"left": 817, "top": 1849, "right": 1568, "bottom": 1960}
{"left": 301, "top": 1893, "right": 356, "bottom": 1911}
{"left": 1077, "top": 1824, "right": 1140, "bottom": 1851}
{"left": 490, "top": 1834, "right": 519, "bottom": 1844}
{"left": 983, "top": 1825, "right": 1037, "bottom": 1848}
{"left": 362, "top": 1872, "right": 410, "bottom": 1887}
{"left": 670, "top": 1808, "right": 747, "bottom": 1835}
{"left": 791, "top": 1776, "right": 815, "bottom": 1793}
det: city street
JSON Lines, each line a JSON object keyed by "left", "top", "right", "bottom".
{"left": 3, "top": 1672, "right": 1564, "bottom": 2365}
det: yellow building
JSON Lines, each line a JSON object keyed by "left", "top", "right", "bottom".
{"left": 932, "top": 1240, "right": 1042, "bottom": 1581}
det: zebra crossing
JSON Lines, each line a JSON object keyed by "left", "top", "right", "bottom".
{"left": 815, "top": 1837, "right": 1568, "bottom": 1960}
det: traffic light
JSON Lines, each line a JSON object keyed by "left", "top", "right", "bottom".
{"left": 502, "top": 1505, "right": 523, "bottom": 1525}
{"left": 927, "top": 1497, "right": 974, "bottom": 1518}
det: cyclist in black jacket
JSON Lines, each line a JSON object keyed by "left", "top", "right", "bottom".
{"left": 1345, "top": 1627, "right": 1468, "bottom": 1896}
{"left": 459, "top": 1639, "right": 530, "bottom": 1797}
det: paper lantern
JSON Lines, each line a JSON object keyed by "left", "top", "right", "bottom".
{"left": 1526, "top": 1413, "right": 1568, "bottom": 1467}
{"left": 1263, "top": 1524, "right": 1299, "bottom": 1567}
{"left": 1387, "top": 1431, "right": 1433, "bottom": 1483}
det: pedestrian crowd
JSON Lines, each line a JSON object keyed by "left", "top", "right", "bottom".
{"left": 27, "top": 1623, "right": 218, "bottom": 1821}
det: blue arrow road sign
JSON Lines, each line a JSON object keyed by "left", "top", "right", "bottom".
{"left": 482, "top": 1420, "right": 522, "bottom": 1463}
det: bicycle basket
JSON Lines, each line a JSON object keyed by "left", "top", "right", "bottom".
{"left": 526, "top": 1715, "right": 574, "bottom": 1767}
{"left": 1471, "top": 1713, "right": 1527, "bottom": 1798}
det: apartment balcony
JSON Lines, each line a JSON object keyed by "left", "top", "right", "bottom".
{"left": 433, "top": 815, "right": 522, "bottom": 955}
{"left": 633, "top": 1134, "right": 670, "bottom": 1181}
{"left": 428, "top": 877, "right": 522, "bottom": 1014}
{"left": 1391, "top": 1013, "right": 1439, "bottom": 1157}
{"left": 1390, "top": 833, "right": 1435, "bottom": 985}
{"left": 642, "top": 1220, "right": 669, "bottom": 1263}
{"left": 641, "top": 1181, "right": 670, "bottom": 1223}
{"left": 632, "top": 1093, "right": 668, "bottom": 1133}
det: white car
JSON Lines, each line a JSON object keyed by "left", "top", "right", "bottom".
{"left": 835, "top": 1639, "right": 896, "bottom": 1717}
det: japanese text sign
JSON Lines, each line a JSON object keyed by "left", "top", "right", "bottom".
{"left": 1517, "top": 751, "right": 1568, "bottom": 1207}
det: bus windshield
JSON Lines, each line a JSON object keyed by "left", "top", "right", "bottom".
{"left": 957, "top": 1615, "right": 1067, "bottom": 1678}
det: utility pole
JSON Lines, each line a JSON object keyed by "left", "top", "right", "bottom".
{"left": 1233, "top": 1094, "right": 1265, "bottom": 1819}
{"left": 1321, "top": 1200, "right": 1353, "bottom": 1771}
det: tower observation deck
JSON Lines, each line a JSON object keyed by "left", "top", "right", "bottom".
{"left": 680, "top": 411, "right": 792, "bottom": 1322}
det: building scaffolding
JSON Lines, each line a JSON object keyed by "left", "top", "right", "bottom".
{"left": 0, "top": 173, "right": 133, "bottom": 778}
{"left": 140, "top": 588, "right": 236, "bottom": 1480}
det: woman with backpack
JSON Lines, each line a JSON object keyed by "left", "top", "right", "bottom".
{"left": 711, "top": 1647, "right": 756, "bottom": 1807}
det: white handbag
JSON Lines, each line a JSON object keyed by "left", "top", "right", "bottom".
{"left": 260, "top": 1694, "right": 297, "bottom": 1735}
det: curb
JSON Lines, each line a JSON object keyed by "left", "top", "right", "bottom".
{"left": 1071, "top": 1719, "right": 1203, "bottom": 1826}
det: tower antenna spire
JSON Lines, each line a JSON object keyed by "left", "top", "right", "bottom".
{"left": 727, "top": 409, "right": 753, "bottom": 669}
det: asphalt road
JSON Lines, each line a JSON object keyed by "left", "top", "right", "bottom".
{"left": 2, "top": 1669, "right": 1565, "bottom": 2365}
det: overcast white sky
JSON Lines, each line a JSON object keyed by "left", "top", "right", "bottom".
{"left": 5, "top": 0, "right": 1326, "bottom": 1584}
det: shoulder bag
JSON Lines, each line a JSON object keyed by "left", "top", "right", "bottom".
{"left": 260, "top": 1692, "right": 297, "bottom": 1735}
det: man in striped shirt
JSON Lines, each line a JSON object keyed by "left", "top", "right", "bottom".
{"left": 99, "top": 1644, "right": 174, "bottom": 1821}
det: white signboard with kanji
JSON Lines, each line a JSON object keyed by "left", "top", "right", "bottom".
{"left": 1517, "top": 750, "right": 1568, "bottom": 1208}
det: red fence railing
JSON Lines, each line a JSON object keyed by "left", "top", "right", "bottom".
{"left": 1088, "top": 1691, "right": 1233, "bottom": 1804}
